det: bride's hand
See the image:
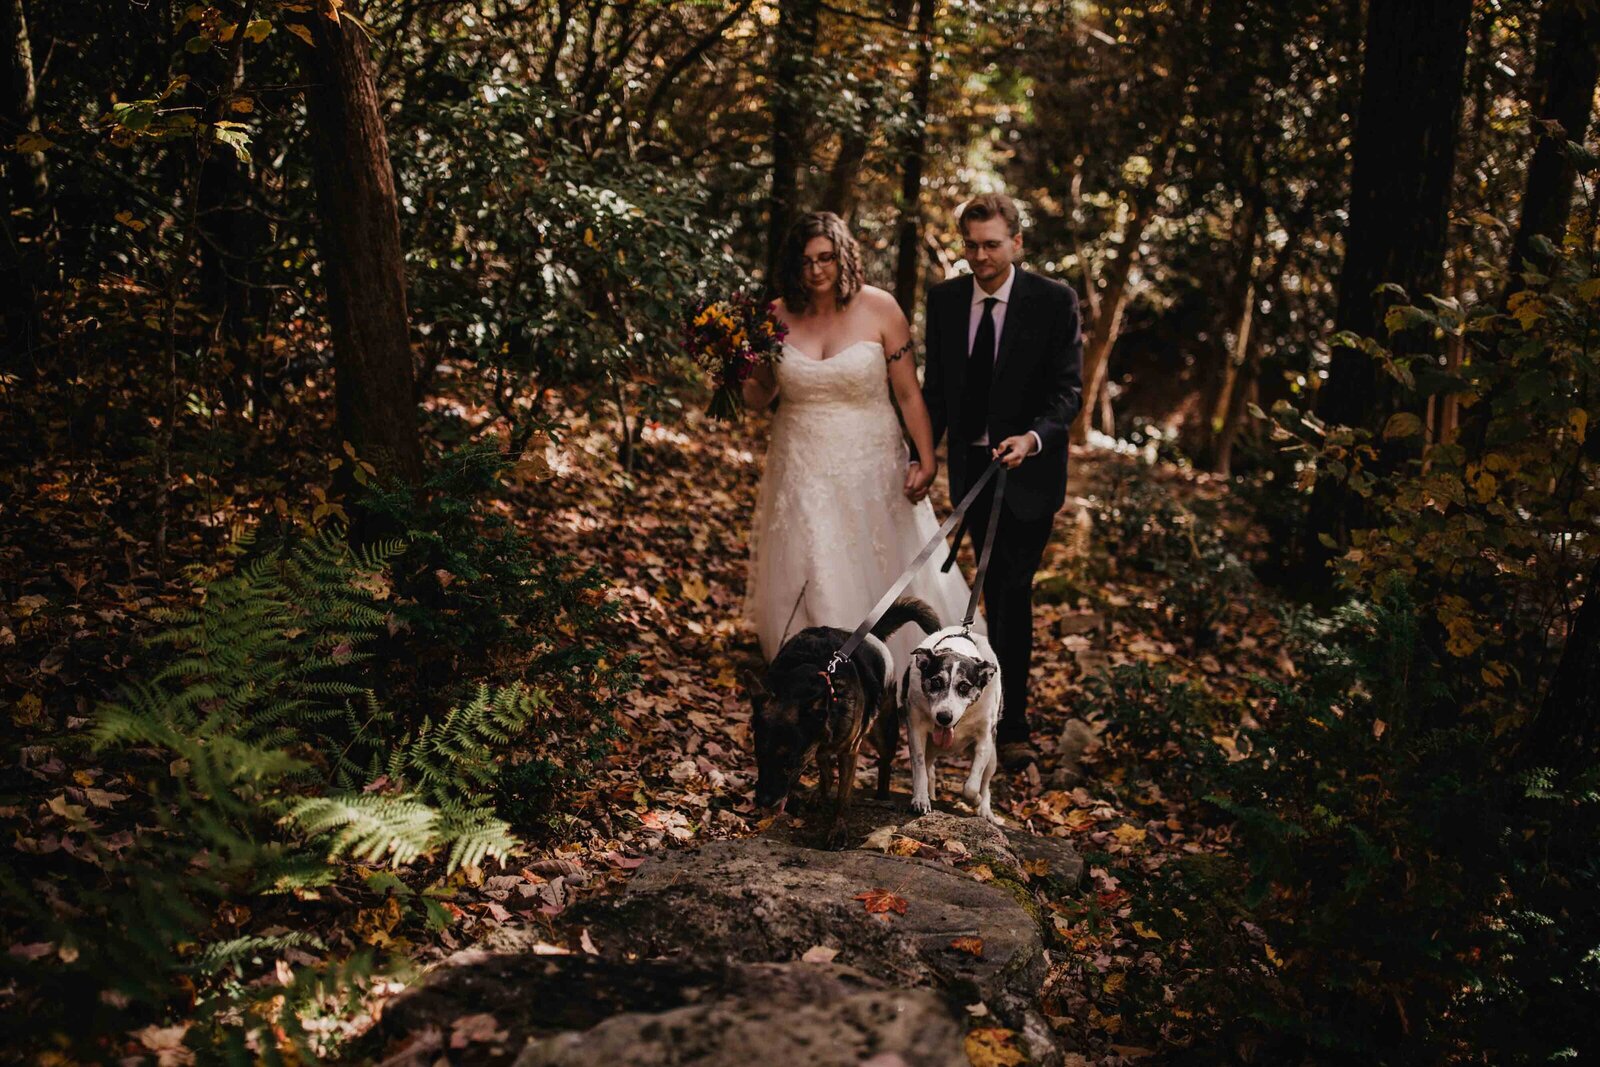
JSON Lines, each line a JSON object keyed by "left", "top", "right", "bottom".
{"left": 904, "top": 459, "right": 937, "bottom": 503}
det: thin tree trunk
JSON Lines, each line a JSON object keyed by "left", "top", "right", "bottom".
{"left": 822, "top": 127, "right": 869, "bottom": 221}
{"left": 302, "top": 1, "right": 425, "bottom": 485}
{"left": 197, "top": 19, "right": 270, "bottom": 414}
{"left": 1196, "top": 189, "right": 1264, "bottom": 462}
{"left": 1213, "top": 226, "right": 1303, "bottom": 476}
{"left": 1068, "top": 170, "right": 1101, "bottom": 327}
{"left": 1072, "top": 151, "right": 1167, "bottom": 446}
{"left": 766, "top": 0, "right": 820, "bottom": 286}
{"left": 2, "top": 0, "right": 47, "bottom": 372}
{"left": 1507, "top": 2, "right": 1600, "bottom": 284}
{"left": 894, "top": 0, "right": 936, "bottom": 316}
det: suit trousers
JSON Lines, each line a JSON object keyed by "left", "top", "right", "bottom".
{"left": 958, "top": 446, "right": 1055, "bottom": 744}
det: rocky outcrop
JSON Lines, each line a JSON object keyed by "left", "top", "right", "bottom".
{"left": 374, "top": 804, "right": 1084, "bottom": 1065}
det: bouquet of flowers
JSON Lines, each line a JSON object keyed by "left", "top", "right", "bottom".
{"left": 682, "top": 293, "right": 787, "bottom": 421}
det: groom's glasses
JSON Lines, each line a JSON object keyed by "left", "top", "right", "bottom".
{"left": 801, "top": 251, "right": 838, "bottom": 271}
{"left": 962, "top": 239, "right": 1009, "bottom": 255}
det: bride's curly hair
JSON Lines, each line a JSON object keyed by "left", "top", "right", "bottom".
{"left": 776, "top": 211, "right": 864, "bottom": 314}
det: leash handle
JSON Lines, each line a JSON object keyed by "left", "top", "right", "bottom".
{"left": 827, "top": 458, "right": 1006, "bottom": 674}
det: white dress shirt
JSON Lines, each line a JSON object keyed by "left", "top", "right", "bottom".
{"left": 965, "top": 266, "right": 1040, "bottom": 456}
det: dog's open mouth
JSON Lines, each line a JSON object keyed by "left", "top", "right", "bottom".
{"left": 933, "top": 725, "right": 955, "bottom": 749}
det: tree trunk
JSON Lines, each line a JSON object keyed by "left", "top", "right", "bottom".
{"left": 1072, "top": 153, "right": 1166, "bottom": 447}
{"left": 1, "top": 0, "right": 47, "bottom": 372}
{"left": 1523, "top": 556, "right": 1600, "bottom": 773}
{"left": 1213, "top": 226, "right": 1303, "bottom": 476}
{"left": 821, "top": 127, "right": 868, "bottom": 221}
{"left": 1507, "top": 2, "right": 1600, "bottom": 283}
{"left": 765, "top": 0, "right": 820, "bottom": 286}
{"left": 1317, "top": 0, "right": 1472, "bottom": 432}
{"left": 197, "top": 21, "right": 271, "bottom": 415}
{"left": 1194, "top": 189, "right": 1264, "bottom": 463}
{"left": 1308, "top": 0, "right": 1471, "bottom": 568}
{"left": 894, "top": 0, "right": 936, "bottom": 316}
{"left": 302, "top": 1, "right": 424, "bottom": 485}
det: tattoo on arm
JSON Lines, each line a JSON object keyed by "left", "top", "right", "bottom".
{"left": 886, "top": 339, "right": 915, "bottom": 364}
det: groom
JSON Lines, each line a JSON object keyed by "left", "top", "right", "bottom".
{"left": 911, "top": 193, "right": 1084, "bottom": 770}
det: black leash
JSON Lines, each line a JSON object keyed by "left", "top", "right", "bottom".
{"left": 962, "top": 466, "right": 1006, "bottom": 631}
{"left": 825, "top": 458, "right": 1006, "bottom": 677}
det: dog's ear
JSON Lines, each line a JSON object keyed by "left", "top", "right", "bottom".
{"left": 975, "top": 662, "right": 998, "bottom": 690}
{"left": 912, "top": 647, "right": 936, "bottom": 673}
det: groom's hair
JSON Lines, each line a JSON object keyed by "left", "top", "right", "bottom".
{"left": 776, "top": 211, "right": 864, "bottom": 313}
{"left": 957, "top": 193, "right": 1022, "bottom": 237}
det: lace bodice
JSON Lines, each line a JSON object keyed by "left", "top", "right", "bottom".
{"left": 770, "top": 340, "right": 905, "bottom": 461}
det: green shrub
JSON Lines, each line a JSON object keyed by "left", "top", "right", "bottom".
{"left": 0, "top": 525, "right": 607, "bottom": 1060}
{"left": 1085, "top": 662, "right": 1233, "bottom": 794}
{"left": 357, "top": 443, "right": 632, "bottom": 827}
{"left": 1092, "top": 472, "right": 1255, "bottom": 647}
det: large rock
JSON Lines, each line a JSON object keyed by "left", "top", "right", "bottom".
{"left": 514, "top": 962, "right": 967, "bottom": 1067}
{"left": 574, "top": 836, "right": 1046, "bottom": 1005}
{"left": 1009, "top": 832, "right": 1085, "bottom": 893}
{"left": 373, "top": 801, "right": 1083, "bottom": 1065}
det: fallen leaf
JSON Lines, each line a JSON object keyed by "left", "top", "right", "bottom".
{"left": 135, "top": 1024, "right": 194, "bottom": 1066}
{"left": 46, "top": 795, "right": 87, "bottom": 822}
{"left": 964, "top": 1026, "right": 1025, "bottom": 1067}
{"left": 1112, "top": 824, "right": 1147, "bottom": 846}
{"left": 449, "top": 1013, "right": 509, "bottom": 1048}
{"left": 1108, "top": 1044, "right": 1156, "bottom": 1059}
{"left": 529, "top": 942, "right": 573, "bottom": 955}
{"left": 949, "top": 936, "right": 985, "bottom": 957}
{"left": 967, "top": 863, "right": 995, "bottom": 883}
{"left": 861, "top": 825, "right": 898, "bottom": 851}
{"left": 1131, "top": 921, "right": 1162, "bottom": 940}
{"left": 854, "top": 888, "right": 908, "bottom": 915}
{"left": 801, "top": 944, "right": 839, "bottom": 963}
{"left": 889, "top": 836, "right": 924, "bottom": 857}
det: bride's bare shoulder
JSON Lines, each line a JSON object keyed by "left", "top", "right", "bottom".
{"left": 856, "top": 285, "right": 905, "bottom": 319}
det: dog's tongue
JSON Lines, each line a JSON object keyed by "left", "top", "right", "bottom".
{"left": 933, "top": 726, "right": 955, "bottom": 749}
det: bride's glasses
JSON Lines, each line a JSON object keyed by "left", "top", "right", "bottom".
{"left": 801, "top": 251, "right": 838, "bottom": 271}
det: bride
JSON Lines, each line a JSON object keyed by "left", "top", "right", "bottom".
{"left": 743, "top": 211, "right": 982, "bottom": 670}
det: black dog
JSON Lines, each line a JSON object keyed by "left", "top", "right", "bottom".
{"left": 750, "top": 597, "right": 940, "bottom": 845}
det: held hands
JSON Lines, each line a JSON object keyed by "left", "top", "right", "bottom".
{"left": 992, "top": 434, "right": 1037, "bottom": 469}
{"left": 904, "top": 458, "right": 937, "bottom": 503}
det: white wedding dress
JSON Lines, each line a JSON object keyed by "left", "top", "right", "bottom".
{"left": 745, "top": 339, "right": 984, "bottom": 671}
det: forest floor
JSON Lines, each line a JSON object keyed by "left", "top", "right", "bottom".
{"left": 3, "top": 394, "right": 1298, "bottom": 1064}
{"left": 357, "top": 403, "right": 1298, "bottom": 1064}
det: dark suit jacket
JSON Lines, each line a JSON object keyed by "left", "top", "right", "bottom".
{"left": 922, "top": 268, "right": 1085, "bottom": 522}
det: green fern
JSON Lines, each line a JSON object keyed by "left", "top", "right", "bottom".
{"left": 284, "top": 793, "right": 445, "bottom": 867}
{"left": 384, "top": 683, "right": 550, "bottom": 808}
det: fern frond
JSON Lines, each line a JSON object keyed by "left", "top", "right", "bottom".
{"left": 284, "top": 793, "right": 440, "bottom": 866}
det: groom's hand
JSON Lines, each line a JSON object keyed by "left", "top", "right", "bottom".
{"left": 992, "top": 434, "right": 1036, "bottom": 469}
{"left": 905, "top": 460, "right": 936, "bottom": 502}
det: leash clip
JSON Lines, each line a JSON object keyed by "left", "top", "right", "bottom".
{"left": 824, "top": 652, "right": 845, "bottom": 676}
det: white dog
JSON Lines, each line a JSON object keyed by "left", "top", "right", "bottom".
{"left": 892, "top": 626, "right": 1003, "bottom": 826}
